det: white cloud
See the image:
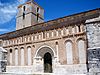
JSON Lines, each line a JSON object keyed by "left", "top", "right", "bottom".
{"left": 18, "top": 0, "right": 27, "bottom": 4}
{"left": 0, "top": 0, "right": 27, "bottom": 25}
{"left": 0, "top": 29, "right": 9, "bottom": 32}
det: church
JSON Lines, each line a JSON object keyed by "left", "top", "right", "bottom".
{"left": 0, "top": 0, "right": 100, "bottom": 75}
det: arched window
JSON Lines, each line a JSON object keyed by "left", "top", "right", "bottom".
{"left": 27, "top": 47, "right": 31, "bottom": 65}
{"left": 66, "top": 28, "right": 69, "bottom": 35}
{"left": 78, "top": 25, "right": 81, "bottom": 32}
{"left": 61, "top": 29, "right": 64, "bottom": 36}
{"left": 23, "top": 12, "right": 25, "bottom": 20}
{"left": 23, "top": 6, "right": 25, "bottom": 11}
{"left": 47, "top": 32, "right": 49, "bottom": 38}
{"left": 37, "top": 13, "right": 39, "bottom": 21}
{"left": 56, "top": 30, "right": 59, "bottom": 36}
{"left": 51, "top": 31, "right": 54, "bottom": 37}
{"left": 35, "top": 35, "right": 37, "bottom": 40}
{"left": 63, "top": 28, "right": 66, "bottom": 35}
{"left": 66, "top": 41, "right": 73, "bottom": 64}
{"left": 21, "top": 48, "right": 24, "bottom": 66}
{"left": 37, "top": 7, "right": 39, "bottom": 13}
{"left": 78, "top": 40, "right": 86, "bottom": 63}
{"left": 15, "top": 48, "right": 18, "bottom": 66}
{"left": 76, "top": 25, "right": 79, "bottom": 33}
{"left": 72, "top": 27, "right": 75, "bottom": 34}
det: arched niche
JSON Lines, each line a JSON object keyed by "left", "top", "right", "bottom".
{"left": 78, "top": 39, "right": 86, "bottom": 64}
{"left": 65, "top": 40, "right": 73, "bottom": 64}
{"left": 27, "top": 46, "right": 32, "bottom": 65}
{"left": 20, "top": 47, "right": 24, "bottom": 66}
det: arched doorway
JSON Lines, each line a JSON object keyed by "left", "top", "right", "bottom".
{"left": 34, "top": 45, "right": 55, "bottom": 73}
{"left": 44, "top": 52, "right": 52, "bottom": 73}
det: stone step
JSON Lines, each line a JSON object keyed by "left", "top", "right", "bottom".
{"left": 0, "top": 73, "right": 53, "bottom": 75}
{"left": 0, "top": 73, "right": 87, "bottom": 75}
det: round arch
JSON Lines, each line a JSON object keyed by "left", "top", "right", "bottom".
{"left": 65, "top": 39, "right": 73, "bottom": 44}
{"left": 34, "top": 45, "right": 56, "bottom": 58}
{"left": 76, "top": 37, "right": 86, "bottom": 43}
{"left": 27, "top": 46, "right": 31, "bottom": 49}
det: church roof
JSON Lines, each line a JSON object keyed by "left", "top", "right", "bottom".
{"left": 0, "top": 8, "right": 100, "bottom": 40}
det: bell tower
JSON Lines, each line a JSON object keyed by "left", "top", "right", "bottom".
{"left": 16, "top": 0, "right": 44, "bottom": 30}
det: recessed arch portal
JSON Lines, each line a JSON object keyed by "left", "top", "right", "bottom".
{"left": 34, "top": 45, "right": 55, "bottom": 73}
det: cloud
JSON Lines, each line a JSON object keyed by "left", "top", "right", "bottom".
{"left": 18, "top": 0, "right": 27, "bottom": 4}
{"left": 0, "top": 29, "right": 9, "bottom": 32}
{"left": 0, "top": 0, "right": 27, "bottom": 25}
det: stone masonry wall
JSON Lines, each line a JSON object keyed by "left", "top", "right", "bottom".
{"left": 86, "top": 16, "right": 100, "bottom": 72}
{"left": 86, "top": 16, "right": 100, "bottom": 48}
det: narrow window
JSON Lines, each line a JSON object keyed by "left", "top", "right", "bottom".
{"left": 23, "top": 6, "right": 25, "bottom": 11}
{"left": 43, "top": 32, "right": 45, "bottom": 39}
{"left": 37, "top": 7, "right": 39, "bottom": 22}
{"left": 37, "top": 7, "right": 39, "bottom": 12}
{"left": 23, "top": 13, "right": 25, "bottom": 20}
{"left": 10, "top": 49, "right": 12, "bottom": 53}
{"left": 37, "top": 13, "right": 39, "bottom": 21}
{"left": 72, "top": 27, "right": 75, "bottom": 34}
{"left": 78, "top": 26, "right": 81, "bottom": 32}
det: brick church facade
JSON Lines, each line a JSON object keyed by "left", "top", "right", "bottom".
{"left": 0, "top": 0, "right": 100, "bottom": 75}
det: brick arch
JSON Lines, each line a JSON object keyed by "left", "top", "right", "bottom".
{"left": 20, "top": 47, "right": 24, "bottom": 49}
{"left": 65, "top": 39, "right": 73, "bottom": 45}
{"left": 76, "top": 37, "right": 86, "bottom": 43}
{"left": 27, "top": 46, "right": 31, "bottom": 48}
{"left": 34, "top": 45, "right": 56, "bottom": 58}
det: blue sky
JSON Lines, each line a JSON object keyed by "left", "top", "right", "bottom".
{"left": 0, "top": 0, "right": 100, "bottom": 34}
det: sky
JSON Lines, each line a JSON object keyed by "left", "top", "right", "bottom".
{"left": 0, "top": 0, "right": 100, "bottom": 34}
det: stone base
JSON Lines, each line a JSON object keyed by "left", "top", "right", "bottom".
{"left": 6, "top": 64, "right": 87, "bottom": 75}
{"left": 6, "top": 66, "right": 33, "bottom": 74}
{"left": 54, "top": 64, "right": 87, "bottom": 75}
{"left": 0, "top": 73, "right": 87, "bottom": 75}
{"left": 0, "top": 73, "right": 86, "bottom": 75}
